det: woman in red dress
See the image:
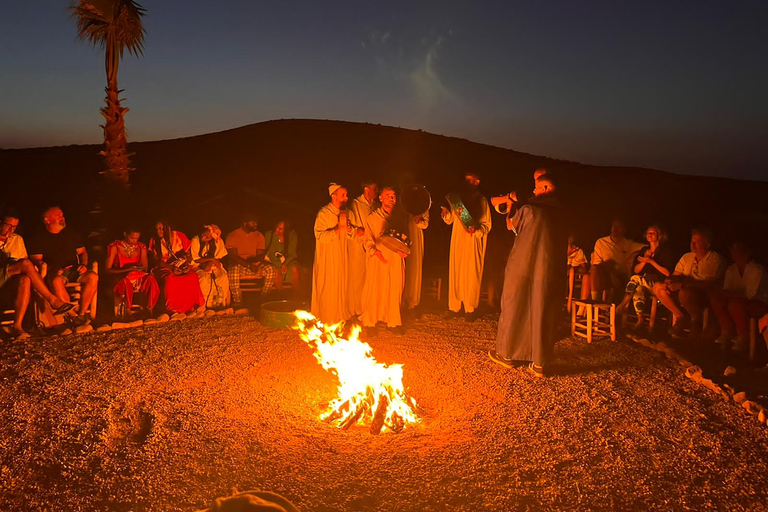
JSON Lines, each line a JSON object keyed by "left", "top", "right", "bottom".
{"left": 148, "top": 221, "right": 204, "bottom": 314}
{"left": 106, "top": 228, "right": 160, "bottom": 317}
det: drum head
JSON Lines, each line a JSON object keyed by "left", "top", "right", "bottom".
{"left": 401, "top": 184, "right": 432, "bottom": 216}
{"left": 380, "top": 235, "right": 411, "bottom": 255}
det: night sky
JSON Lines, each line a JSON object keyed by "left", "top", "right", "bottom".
{"left": 1, "top": 1, "right": 766, "bottom": 180}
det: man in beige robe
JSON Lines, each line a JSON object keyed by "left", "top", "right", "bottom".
{"left": 346, "top": 181, "right": 379, "bottom": 317}
{"left": 441, "top": 173, "right": 492, "bottom": 321}
{"left": 311, "top": 183, "right": 352, "bottom": 325}
{"left": 403, "top": 211, "right": 429, "bottom": 311}
{"left": 361, "top": 187, "right": 407, "bottom": 336}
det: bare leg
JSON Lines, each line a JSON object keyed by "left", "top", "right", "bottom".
{"left": 652, "top": 282, "right": 685, "bottom": 321}
{"left": 49, "top": 276, "right": 77, "bottom": 318}
{"left": 616, "top": 293, "right": 632, "bottom": 314}
{"left": 274, "top": 269, "right": 284, "bottom": 290}
{"left": 291, "top": 265, "right": 300, "bottom": 291}
{"left": 6, "top": 260, "right": 67, "bottom": 308}
{"left": 77, "top": 271, "right": 99, "bottom": 317}
{"left": 12, "top": 276, "right": 31, "bottom": 331}
{"left": 679, "top": 288, "right": 703, "bottom": 337}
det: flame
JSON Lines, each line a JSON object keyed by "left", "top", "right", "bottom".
{"left": 293, "top": 310, "right": 420, "bottom": 434}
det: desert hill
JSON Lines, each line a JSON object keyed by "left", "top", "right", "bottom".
{"left": 2, "top": 119, "right": 767, "bottom": 270}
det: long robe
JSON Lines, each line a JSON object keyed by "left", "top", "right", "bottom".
{"left": 347, "top": 195, "right": 376, "bottom": 315}
{"left": 360, "top": 209, "right": 406, "bottom": 327}
{"left": 311, "top": 203, "right": 350, "bottom": 325}
{"left": 496, "top": 196, "right": 566, "bottom": 366}
{"left": 442, "top": 197, "right": 492, "bottom": 313}
{"left": 189, "top": 236, "right": 231, "bottom": 308}
{"left": 403, "top": 211, "right": 429, "bottom": 309}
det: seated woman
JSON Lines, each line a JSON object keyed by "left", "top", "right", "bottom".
{"left": 189, "top": 224, "right": 231, "bottom": 309}
{"left": 616, "top": 225, "right": 675, "bottom": 329}
{"left": 710, "top": 241, "right": 768, "bottom": 351}
{"left": 106, "top": 228, "right": 160, "bottom": 318}
{"left": 148, "top": 221, "right": 203, "bottom": 314}
{"left": 263, "top": 220, "right": 299, "bottom": 291}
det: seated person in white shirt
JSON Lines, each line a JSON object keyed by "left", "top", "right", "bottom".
{"left": 709, "top": 241, "right": 768, "bottom": 351}
{"left": 0, "top": 210, "right": 75, "bottom": 340}
{"left": 589, "top": 219, "right": 644, "bottom": 302}
{"left": 654, "top": 228, "right": 725, "bottom": 340}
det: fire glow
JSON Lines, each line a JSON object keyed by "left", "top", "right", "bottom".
{"left": 293, "top": 310, "right": 420, "bottom": 434}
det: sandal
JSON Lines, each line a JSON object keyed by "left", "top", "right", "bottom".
{"left": 526, "top": 363, "right": 545, "bottom": 378}
{"left": 54, "top": 302, "right": 77, "bottom": 315}
{"left": 9, "top": 328, "right": 31, "bottom": 341}
{"left": 488, "top": 350, "right": 528, "bottom": 369}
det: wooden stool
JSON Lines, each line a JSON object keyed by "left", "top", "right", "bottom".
{"left": 239, "top": 275, "right": 264, "bottom": 294}
{"left": 571, "top": 300, "right": 616, "bottom": 343}
{"left": 427, "top": 278, "right": 442, "bottom": 301}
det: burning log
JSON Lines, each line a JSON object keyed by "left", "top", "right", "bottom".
{"left": 293, "top": 311, "right": 420, "bottom": 434}
{"left": 370, "top": 393, "right": 389, "bottom": 435}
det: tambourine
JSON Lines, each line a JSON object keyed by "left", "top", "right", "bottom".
{"left": 380, "top": 229, "right": 411, "bottom": 256}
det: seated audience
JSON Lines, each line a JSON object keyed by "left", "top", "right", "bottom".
{"left": 189, "top": 224, "right": 231, "bottom": 309}
{"left": 589, "top": 219, "right": 644, "bottom": 302}
{"left": 148, "top": 220, "right": 203, "bottom": 314}
{"left": 106, "top": 228, "right": 160, "bottom": 318}
{"left": 616, "top": 225, "right": 675, "bottom": 329}
{"left": 654, "top": 228, "right": 724, "bottom": 341}
{"left": 0, "top": 209, "right": 74, "bottom": 339}
{"left": 709, "top": 241, "right": 768, "bottom": 351}
{"left": 263, "top": 219, "right": 300, "bottom": 291}
{"left": 225, "top": 214, "right": 277, "bottom": 305}
{"left": 29, "top": 206, "right": 98, "bottom": 327}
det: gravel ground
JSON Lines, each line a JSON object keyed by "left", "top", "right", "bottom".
{"left": 1, "top": 313, "right": 768, "bottom": 512}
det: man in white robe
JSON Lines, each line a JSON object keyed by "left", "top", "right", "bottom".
{"left": 441, "top": 173, "right": 492, "bottom": 321}
{"left": 361, "top": 188, "right": 407, "bottom": 336}
{"left": 311, "top": 183, "right": 352, "bottom": 325}
{"left": 346, "top": 181, "right": 379, "bottom": 317}
{"left": 403, "top": 211, "right": 429, "bottom": 311}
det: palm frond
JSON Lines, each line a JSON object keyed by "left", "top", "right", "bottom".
{"left": 71, "top": 0, "right": 146, "bottom": 57}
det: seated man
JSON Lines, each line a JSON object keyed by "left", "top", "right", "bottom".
{"left": 709, "top": 241, "right": 768, "bottom": 351}
{"left": 589, "top": 219, "right": 644, "bottom": 302}
{"left": 0, "top": 209, "right": 75, "bottom": 339}
{"left": 654, "top": 228, "right": 724, "bottom": 340}
{"left": 29, "top": 206, "right": 98, "bottom": 327}
{"left": 225, "top": 214, "right": 277, "bottom": 306}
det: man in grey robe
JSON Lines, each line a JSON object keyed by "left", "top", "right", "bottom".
{"left": 490, "top": 174, "right": 566, "bottom": 377}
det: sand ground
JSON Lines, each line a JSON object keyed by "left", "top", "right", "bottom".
{"left": 1, "top": 313, "right": 768, "bottom": 511}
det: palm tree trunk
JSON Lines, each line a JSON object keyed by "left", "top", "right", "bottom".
{"left": 100, "top": 35, "right": 132, "bottom": 187}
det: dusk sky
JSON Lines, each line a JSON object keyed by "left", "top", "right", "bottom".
{"left": 1, "top": 1, "right": 766, "bottom": 180}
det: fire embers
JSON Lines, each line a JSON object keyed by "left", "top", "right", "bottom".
{"left": 293, "top": 311, "right": 420, "bottom": 434}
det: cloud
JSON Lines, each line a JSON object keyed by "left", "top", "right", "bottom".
{"left": 363, "top": 29, "right": 459, "bottom": 110}
{"left": 408, "top": 36, "right": 458, "bottom": 108}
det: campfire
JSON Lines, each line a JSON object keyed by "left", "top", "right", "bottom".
{"left": 293, "top": 311, "right": 421, "bottom": 434}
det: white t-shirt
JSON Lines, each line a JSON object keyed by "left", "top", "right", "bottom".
{"left": 568, "top": 247, "right": 587, "bottom": 268}
{"left": 674, "top": 251, "right": 724, "bottom": 281}
{"left": 590, "top": 236, "right": 644, "bottom": 273}
{"left": 0, "top": 233, "right": 28, "bottom": 260}
{"left": 724, "top": 261, "right": 768, "bottom": 303}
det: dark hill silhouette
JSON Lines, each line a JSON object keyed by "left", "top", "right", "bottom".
{"left": 2, "top": 119, "right": 768, "bottom": 275}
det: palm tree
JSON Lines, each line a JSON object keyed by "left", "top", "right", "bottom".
{"left": 72, "top": 0, "right": 146, "bottom": 188}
